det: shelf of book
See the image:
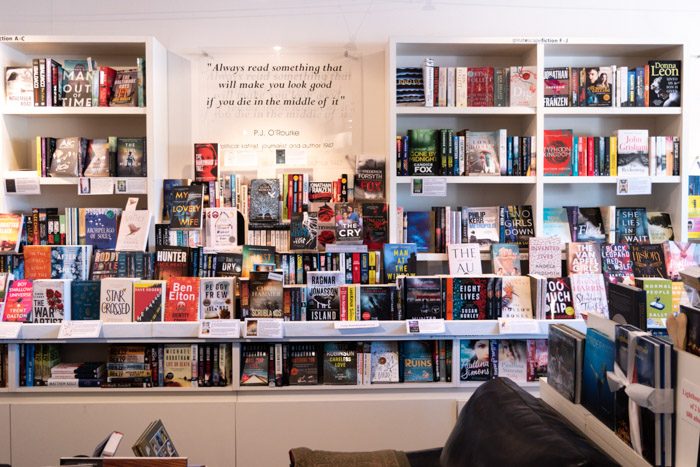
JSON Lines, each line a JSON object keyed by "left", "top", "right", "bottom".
{"left": 395, "top": 106, "right": 536, "bottom": 116}
{"left": 10, "top": 385, "right": 233, "bottom": 394}
{"left": 416, "top": 251, "right": 570, "bottom": 261}
{"left": 543, "top": 107, "right": 681, "bottom": 116}
{"left": 0, "top": 107, "right": 147, "bottom": 116}
{"left": 396, "top": 176, "right": 536, "bottom": 185}
{"left": 237, "top": 381, "right": 458, "bottom": 392}
{"left": 543, "top": 176, "right": 681, "bottom": 184}
{"left": 458, "top": 380, "right": 539, "bottom": 389}
{"left": 539, "top": 378, "right": 651, "bottom": 467}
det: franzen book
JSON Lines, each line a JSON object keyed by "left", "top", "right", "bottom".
{"left": 155, "top": 246, "right": 190, "bottom": 280}
{"left": 630, "top": 244, "right": 667, "bottom": 278}
{"left": 601, "top": 243, "right": 635, "bottom": 286}
{"left": 306, "top": 271, "right": 343, "bottom": 321}
{"left": 543, "top": 278, "right": 574, "bottom": 320}
{"left": 32, "top": 279, "right": 71, "bottom": 323}
{"left": 382, "top": 243, "right": 417, "bottom": 282}
{"left": 616, "top": 208, "right": 650, "bottom": 244}
{"left": 499, "top": 205, "right": 534, "bottom": 248}
{"left": 165, "top": 277, "right": 199, "bottom": 321}
{"left": 371, "top": 341, "right": 400, "bottom": 383}
{"left": 194, "top": 143, "right": 218, "bottom": 182}
{"left": 465, "top": 131, "right": 501, "bottom": 175}
{"left": 402, "top": 276, "right": 443, "bottom": 319}
{"left": 3, "top": 279, "right": 33, "bottom": 322}
{"left": 203, "top": 207, "right": 238, "bottom": 251}
{"left": 322, "top": 342, "right": 358, "bottom": 385}
{"left": 460, "top": 340, "right": 491, "bottom": 381}
{"left": 5, "top": 67, "right": 33, "bottom": 108}
{"left": 290, "top": 212, "right": 318, "bottom": 251}
{"left": 570, "top": 274, "right": 608, "bottom": 318}
{"left": 543, "top": 67, "right": 570, "bottom": 107}
{"left": 250, "top": 179, "right": 281, "bottom": 222}
{"left": 0, "top": 213, "right": 23, "bottom": 252}
{"left": 646, "top": 212, "right": 674, "bottom": 243}
{"left": 636, "top": 278, "right": 672, "bottom": 329}
{"left": 582, "top": 328, "right": 616, "bottom": 429}
{"left": 447, "top": 243, "right": 482, "bottom": 276}
{"left": 116, "top": 137, "right": 146, "bottom": 177}
{"left": 500, "top": 276, "right": 533, "bottom": 319}
{"left": 335, "top": 203, "right": 362, "bottom": 244}
{"left": 115, "top": 210, "right": 151, "bottom": 252}
{"left": 567, "top": 242, "right": 602, "bottom": 275}
{"left": 401, "top": 341, "right": 434, "bottom": 382}
{"left": 71, "top": 280, "right": 100, "bottom": 320}
{"left": 100, "top": 278, "right": 135, "bottom": 322}
{"left": 407, "top": 129, "right": 439, "bottom": 176}
{"left": 49, "top": 137, "right": 84, "bottom": 177}
{"left": 84, "top": 208, "right": 121, "bottom": 250}
{"left": 169, "top": 185, "right": 204, "bottom": 230}
{"left": 543, "top": 130, "right": 573, "bottom": 176}
{"left": 446, "top": 277, "right": 489, "bottom": 320}
{"left": 133, "top": 280, "right": 166, "bottom": 322}
{"left": 249, "top": 271, "right": 283, "bottom": 318}
{"left": 241, "top": 245, "right": 276, "bottom": 278}
{"left": 84, "top": 138, "right": 114, "bottom": 177}
{"left": 61, "top": 59, "right": 94, "bottom": 107}
{"left": 528, "top": 236, "right": 563, "bottom": 278}
{"left": 509, "top": 66, "right": 536, "bottom": 107}
{"left": 648, "top": 60, "right": 681, "bottom": 107}
{"left": 616, "top": 130, "right": 649, "bottom": 177}
{"left": 497, "top": 340, "right": 528, "bottom": 383}
{"left": 354, "top": 155, "right": 385, "bottom": 201}
{"left": 664, "top": 242, "right": 697, "bottom": 281}
{"left": 463, "top": 207, "right": 499, "bottom": 244}
{"left": 576, "top": 207, "right": 606, "bottom": 243}
{"left": 199, "top": 277, "right": 235, "bottom": 319}
{"left": 491, "top": 244, "right": 521, "bottom": 276}
{"left": 362, "top": 203, "right": 388, "bottom": 251}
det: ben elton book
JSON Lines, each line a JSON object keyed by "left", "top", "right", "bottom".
{"left": 194, "top": 143, "right": 218, "bottom": 182}
{"left": 165, "top": 277, "right": 199, "bottom": 321}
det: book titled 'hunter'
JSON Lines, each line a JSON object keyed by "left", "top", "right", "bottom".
{"left": 100, "top": 278, "right": 134, "bottom": 322}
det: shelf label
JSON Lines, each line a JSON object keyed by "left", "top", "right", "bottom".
{"left": 243, "top": 318, "right": 284, "bottom": 338}
{"left": 334, "top": 321, "right": 381, "bottom": 330}
{"left": 199, "top": 319, "right": 240, "bottom": 338}
{"left": 4, "top": 178, "right": 40, "bottom": 195}
{"left": 0, "top": 322, "right": 22, "bottom": 339}
{"left": 617, "top": 177, "right": 652, "bottom": 196}
{"left": 512, "top": 37, "right": 569, "bottom": 44}
{"left": 223, "top": 149, "right": 259, "bottom": 168}
{"left": 497, "top": 318, "right": 541, "bottom": 335}
{"left": 406, "top": 319, "right": 445, "bottom": 334}
{"left": 411, "top": 177, "right": 447, "bottom": 197}
{"left": 679, "top": 378, "right": 700, "bottom": 429}
{"left": 78, "top": 177, "right": 114, "bottom": 195}
{"left": 58, "top": 320, "right": 102, "bottom": 339}
{"left": 0, "top": 35, "right": 26, "bottom": 42}
{"left": 115, "top": 178, "right": 148, "bottom": 194}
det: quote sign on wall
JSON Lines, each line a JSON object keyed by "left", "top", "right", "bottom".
{"left": 194, "top": 52, "right": 359, "bottom": 179}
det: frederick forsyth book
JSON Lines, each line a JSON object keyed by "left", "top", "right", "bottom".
{"left": 463, "top": 207, "right": 499, "bottom": 244}
{"left": 353, "top": 155, "right": 385, "bottom": 201}
{"left": 71, "top": 280, "right": 101, "bottom": 320}
{"left": 567, "top": 242, "right": 602, "bottom": 274}
{"left": 248, "top": 272, "right": 283, "bottom": 319}
{"left": 115, "top": 210, "right": 151, "bottom": 252}
{"left": 616, "top": 130, "right": 649, "bottom": 177}
{"left": 305, "top": 271, "right": 344, "bottom": 321}
{"left": 382, "top": 243, "right": 417, "bottom": 282}
{"left": 165, "top": 277, "right": 199, "bottom": 321}
{"left": 193, "top": 143, "right": 219, "bottom": 182}
{"left": 616, "top": 208, "right": 650, "bottom": 244}
{"left": 169, "top": 185, "right": 204, "bottom": 230}
{"left": 199, "top": 277, "right": 235, "bottom": 319}
{"left": 249, "top": 179, "right": 281, "bottom": 222}
{"left": 402, "top": 276, "right": 443, "bottom": 319}
{"left": 601, "top": 243, "right": 635, "bottom": 286}
{"left": 116, "top": 137, "right": 147, "bottom": 177}
{"left": 32, "top": 279, "right": 71, "bottom": 323}
{"left": 203, "top": 207, "right": 238, "bottom": 251}
{"left": 630, "top": 244, "right": 668, "bottom": 278}
{"left": 84, "top": 208, "right": 121, "bottom": 250}
{"left": 100, "top": 278, "right": 135, "bottom": 322}
{"left": 133, "top": 280, "right": 166, "bottom": 322}
{"left": 290, "top": 212, "right": 318, "bottom": 251}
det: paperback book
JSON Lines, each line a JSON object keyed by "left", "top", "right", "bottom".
{"left": 165, "top": 277, "right": 200, "bottom": 321}
{"left": 203, "top": 207, "right": 238, "bottom": 251}
{"left": 116, "top": 137, "right": 146, "bottom": 177}
{"left": 616, "top": 208, "right": 650, "bottom": 244}
{"left": 401, "top": 341, "right": 434, "bottom": 382}
{"left": 601, "top": 243, "right": 635, "bottom": 286}
{"left": 115, "top": 210, "right": 151, "bottom": 252}
{"left": 249, "top": 271, "right": 283, "bottom": 319}
{"left": 491, "top": 244, "right": 521, "bottom": 276}
{"left": 567, "top": 242, "right": 602, "bottom": 275}
{"left": 630, "top": 244, "right": 668, "bottom": 278}
{"left": 100, "top": 278, "right": 135, "bottom": 322}
{"left": 362, "top": 203, "right": 388, "bottom": 251}
{"left": 3, "top": 279, "right": 33, "bottom": 322}
{"left": 193, "top": 143, "right": 219, "bottom": 182}
{"left": 84, "top": 208, "right": 121, "bottom": 250}
{"left": 169, "top": 185, "right": 204, "bottom": 230}
{"left": 71, "top": 280, "right": 101, "bottom": 320}
{"left": 305, "top": 271, "right": 343, "bottom": 321}
{"left": 460, "top": 339, "right": 491, "bottom": 381}
{"left": 500, "top": 276, "right": 533, "bottom": 319}
{"left": 133, "top": 280, "right": 166, "bottom": 322}
{"left": 322, "top": 342, "right": 358, "bottom": 385}
{"left": 353, "top": 155, "right": 385, "bottom": 201}
{"left": 199, "top": 277, "right": 235, "bottom": 319}
{"left": 405, "top": 211, "right": 434, "bottom": 252}
{"left": 447, "top": 277, "right": 489, "bottom": 320}
{"left": 371, "top": 341, "right": 400, "bottom": 383}
{"left": 402, "top": 277, "right": 443, "bottom": 319}
{"left": 382, "top": 243, "right": 417, "bottom": 282}
{"left": 570, "top": 274, "right": 609, "bottom": 318}
{"left": 290, "top": 212, "right": 318, "bottom": 251}
{"left": 463, "top": 207, "right": 499, "bottom": 244}
{"left": 32, "top": 279, "right": 70, "bottom": 323}
{"left": 250, "top": 179, "right": 281, "bottom": 222}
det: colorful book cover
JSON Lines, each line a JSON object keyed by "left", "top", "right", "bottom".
{"left": 616, "top": 208, "right": 650, "bottom": 244}
{"left": 334, "top": 203, "right": 362, "bottom": 244}
{"left": 405, "top": 211, "right": 434, "bottom": 253}
{"left": 543, "top": 130, "right": 573, "bottom": 176}
{"left": 23, "top": 246, "right": 52, "bottom": 280}
{"left": 99, "top": 278, "right": 135, "bottom": 322}
{"left": 460, "top": 339, "right": 491, "bottom": 381}
{"left": 528, "top": 236, "right": 563, "bottom": 278}
{"left": 249, "top": 179, "right": 281, "bottom": 223}
{"left": 570, "top": 274, "right": 609, "bottom": 318}
{"left": 395, "top": 67, "right": 424, "bottom": 105}
{"left": 353, "top": 155, "right": 385, "bottom": 201}
{"left": 401, "top": 341, "right": 434, "bottom": 382}
{"left": 109, "top": 69, "right": 138, "bottom": 106}
{"left": 133, "top": 280, "right": 166, "bottom": 322}
{"left": 490, "top": 244, "right": 521, "bottom": 276}
{"left": 155, "top": 246, "right": 190, "bottom": 280}
{"left": 527, "top": 339, "right": 548, "bottom": 382}
{"left": 163, "top": 345, "right": 193, "bottom": 387}
{"left": 544, "top": 277, "right": 575, "bottom": 319}
{"left": 203, "top": 207, "right": 238, "bottom": 251}
{"left": 648, "top": 60, "right": 681, "bottom": 107}
{"left": 499, "top": 205, "right": 534, "bottom": 248}
{"left": 630, "top": 244, "right": 667, "bottom": 278}
{"left": 467, "top": 67, "right": 494, "bottom": 107}
{"left": 448, "top": 277, "right": 489, "bottom": 320}
{"left": 616, "top": 130, "right": 650, "bottom": 177}
{"left": 4, "top": 66, "right": 33, "bottom": 108}
{"left": 542, "top": 208, "right": 572, "bottom": 246}
{"left": 32, "top": 279, "right": 70, "bottom": 323}
{"left": 70, "top": 280, "right": 100, "bottom": 320}
{"left": 543, "top": 67, "right": 570, "bottom": 107}
{"left": 576, "top": 207, "right": 606, "bottom": 243}
{"left": 305, "top": 271, "right": 343, "bottom": 321}
{"left": 567, "top": 242, "right": 602, "bottom": 275}
{"left": 3, "top": 279, "right": 33, "bottom": 322}
{"left": 61, "top": 60, "right": 94, "bottom": 107}
{"left": 0, "top": 213, "right": 23, "bottom": 253}
{"left": 47, "top": 246, "right": 92, "bottom": 281}
{"left": 402, "top": 276, "right": 443, "bottom": 319}
{"left": 49, "top": 137, "right": 83, "bottom": 177}
{"left": 509, "top": 66, "right": 537, "bottom": 107}
{"left": 215, "top": 253, "right": 243, "bottom": 277}
{"left": 165, "top": 277, "right": 199, "bottom": 321}
{"left": 290, "top": 212, "right": 318, "bottom": 251}
{"left": 362, "top": 203, "right": 388, "bottom": 251}
{"left": 465, "top": 131, "right": 500, "bottom": 175}
{"left": 115, "top": 210, "right": 151, "bottom": 252}
{"left": 637, "top": 278, "right": 672, "bottom": 329}
{"left": 359, "top": 285, "right": 396, "bottom": 320}
{"left": 83, "top": 138, "right": 112, "bottom": 177}
{"left": 646, "top": 212, "right": 674, "bottom": 244}
{"left": 288, "top": 343, "right": 319, "bottom": 385}
{"left": 194, "top": 143, "right": 218, "bottom": 182}
{"left": 497, "top": 340, "right": 528, "bottom": 383}
{"left": 116, "top": 137, "right": 146, "bottom": 177}
{"left": 582, "top": 327, "right": 616, "bottom": 429}
{"left": 90, "top": 250, "right": 120, "bottom": 280}
{"left": 84, "top": 208, "right": 120, "bottom": 250}
{"left": 248, "top": 272, "right": 283, "bottom": 319}
{"left": 382, "top": 243, "right": 417, "bottom": 282}
{"left": 241, "top": 245, "right": 276, "bottom": 278}
{"left": 162, "top": 179, "right": 191, "bottom": 222}
{"left": 663, "top": 242, "right": 697, "bottom": 281}
{"left": 322, "top": 342, "right": 358, "bottom": 385}
{"left": 463, "top": 207, "right": 499, "bottom": 244}
{"left": 371, "top": 341, "right": 400, "bottom": 383}
{"left": 407, "top": 129, "right": 439, "bottom": 176}
{"left": 601, "top": 243, "right": 635, "bottom": 286}
{"left": 500, "top": 276, "right": 533, "bottom": 319}
{"left": 199, "top": 277, "right": 235, "bottom": 320}
{"left": 169, "top": 185, "right": 204, "bottom": 230}
{"left": 240, "top": 344, "right": 269, "bottom": 385}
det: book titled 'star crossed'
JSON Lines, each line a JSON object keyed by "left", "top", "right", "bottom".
{"left": 100, "top": 278, "right": 135, "bottom": 323}
{"left": 169, "top": 185, "right": 204, "bottom": 230}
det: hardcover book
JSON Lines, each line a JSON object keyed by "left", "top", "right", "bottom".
{"left": 499, "top": 205, "right": 534, "bottom": 248}
{"left": 3, "top": 279, "right": 33, "bottom": 322}
{"left": 83, "top": 138, "right": 114, "bottom": 177}
{"left": 576, "top": 207, "right": 606, "bottom": 243}
{"left": 335, "top": 203, "right": 362, "bottom": 244}
{"left": 401, "top": 341, "right": 434, "bottom": 382}
{"left": 203, "top": 207, "right": 238, "bottom": 251}
{"left": 371, "top": 341, "right": 400, "bottom": 383}
{"left": 99, "top": 278, "right": 135, "bottom": 322}
{"left": 616, "top": 208, "right": 650, "bottom": 244}
{"left": 305, "top": 271, "right": 344, "bottom": 321}
{"left": 544, "top": 277, "right": 575, "bottom": 320}
{"left": 241, "top": 245, "right": 276, "bottom": 278}
{"left": 570, "top": 273, "right": 609, "bottom": 318}
{"left": 543, "top": 207, "right": 572, "bottom": 246}
{"left": 169, "top": 185, "right": 204, "bottom": 230}
{"left": 362, "top": 203, "right": 388, "bottom": 251}
{"left": 290, "top": 212, "right": 318, "bottom": 251}
{"left": 447, "top": 243, "right": 482, "bottom": 276}
{"left": 509, "top": 66, "right": 536, "bottom": 107}
{"left": 61, "top": 59, "right": 94, "bottom": 107}
{"left": 543, "top": 130, "right": 573, "bottom": 176}
{"left": 248, "top": 271, "right": 283, "bottom": 319}
{"left": 155, "top": 246, "right": 190, "bottom": 280}
{"left": 528, "top": 236, "right": 563, "bottom": 278}
{"left": 630, "top": 244, "right": 668, "bottom": 278}
{"left": 616, "top": 130, "right": 650, "bottom": 177}
{"left": 49, "top": 137, "right": 83, "bottom": 177}
{"left": 163, "top": 345, "right": 193, "bottom": 387}
{"left": 288, "top": 344, "right": 319, "bottom": 385}
{"left": 663, "top": 241, "right": 697, "bottom": 281}
{"left": 110, "top": 69, "right": 138, "bottom": 106}
{"left": 548, "top": 324, "right": 584, "bottom": 402}
{"left": 353, "top": 155, "right": 385, "bottom": 201}
{"left": 500, "top": 276, "right": 533, "bottom": 319}
{"left": 567, "top": 242, "right": 602, "bottom": 275}
{"left": 582, "top": 327, "right": 616, "bottom": 429}
{"left": 463, "top": 207, "right": 499, "bottom": 244}
{"left": 543, "top": 67, "right": 570, "bottom": 107}
{"left": 648, "top": 60, "right": 681, "bottom": 107}
{"left": 407, "top": 129, "right": 439, "bottom": 176}
{"left": 405, "top": 211, "right": 434, "bottom": 252}
{"left": 609, "top": 283, "right": 647, "bottom": 330}
{"left": 465, "top": 131, "right": 501, "bottom": 175}
{"left": 165, "top": 277, "right": 199, "bottom": 321}
{"left": 322, "top": 342, "right": 357, "bottom": 385}
{"left": 115, "top": 210, "right": 151, "bottom": 252}
{"left": 90, "top": 250, "right": 120, "bottom": 280}
{"left": 584, "top": 66, "right": 612, "bottom": 106}
{"left": 250, "top": 179, "right": 281, "bottom": 222}
{"left": 646, "top": 212, "right": 674, "bottom": 244}
{"left": 382, "top": 243, "right": 417, "bottom": 282}
{"left": 84, "top": 208, "right": 121, "bottom": 250}
{"left": 447, "top": 277, "right": 489, "bottom": 320}
{"left": 601, "top": 243, "right": 635, "bottom": 286}
{"left": 215, "top": 253, "right": 243, "bottom": 277}
{"left": 527, "top": 339, "right": 548, "bottom": 382}
{"left": 194, "top": 143, "right": 218, "bottom": 182}
{"left": 0, "top": 213, "right": 23, "bottom": 253}
{"left": 636, "top": 278, "right": 672, "bottom": 329}
{"left": 133, "top": 280, "right": 166, "bottom": 322}
{"left": 633, "top": 335, "right": 665, "bottom": 465}
{"left": 395, "top": 67, "right": 424, "bottom": 105}
{"left": 359, "top": 285, "right": 396, "bottom": 320}
{"left": 32, "top": 279, "right": 70, "bottom": 323}
{"left": 240, "top": 344, "right": 269, "bottom": 385}
{"left": 467, "top": 67, "right": 494, "bottom": 107}
{"left": 116, "top": 137, "right": 146, "bottom": 177}
{"left": 491, "top": 244, "right": 521, "bottom": 276}
{"left": 162, "top": 179, "right": 191, "bottom": 222}
{"left": 497, "top": 340, "right": 528, "bottom": 383}
{"left": 4, "top": 66, "right": 33, "bottom": 108}
{"left": 71, "top": 280, "right": 101, "bottom": 320}
{"left": 199, "top": 277, "right": 235, "bottom": 319}
{"left": 460, "top": 339, "right": 491, "bottom": 381}
{"left": 402, "top": 276, "right": 443, "bottom": 319}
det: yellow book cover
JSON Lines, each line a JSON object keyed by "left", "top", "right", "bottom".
{"left": 610, "top": 136, "right": 617, "bottom": 176}
{"left": 347, "top": 285, "right": 356, "bottom": 321}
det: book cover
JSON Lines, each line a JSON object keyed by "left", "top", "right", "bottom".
{"left": 116, "top": 137, "right": 146, "bottom": 177}
{"left": 162, "top": 179, "right": 191, "bottom": 223}
{"left": 334, "top": 203, "right": 362, "bottom": 244}
{"left": 682, "top": 305, "right": 700, "bottom": 357}
{"left": 305, "top": 271, "right": 343, "bottom": 321}
{"left": 362, "top": 203, "right": 388, "bottom": 251}
{"left": 467, "top": 67, "right": 494, "bottom": 107}
{"left": 290, "top": 212, "right": 318, "bottom": 251}
{"left": 544, "top": 277, "right": 575, "bottom": 319}
{"left": 32, "top": 279, "right": 70, "bottom": 323}
{"left": 460, "top": 339, "right": 491, "bottom": 381}
{"left": 543, "top": 208, "right": 572, "bottom": 246}
{"left": 133, "top": 280, "right": 166, "bottom": 322}
{"left": 194, "top": 143, "right": 218, "bottom": 182}
{"left": 109, "top": 69, "right": 138, "bottom": 106}
{"left": 491, "top": 243, "right": 521, "bottom": 276}
{"left": 576, "top": 207, "right": 606, "bottom": 243}
{"left": 241, "top": 245, "right": 276, "bottom": 278}
{"left": 382, "top": 243, "right": 417, "bottom": 282}
{"left": 567, "top": 242, "right": 602, "bottom": 274}
{"left": 50, "top": 246, "right": 92, "bottom": 280}
{"left": 403, "top": 276, "right": 443, "bottom": 319}
{"left": 71, "top": 280, "right": 100, "bottom": 320}
{"left": 322, "top": 342, "right": 357, "bottom": 385}
{"left": 395, "top": 67, "right": 424, "bottom": 105}
{"left": 601, "top": 243, "right": 635, "bottom": 286}
{"left": 354, "top": 155, "right": 385, "bottom": 201}
{"left": 401, "top": 341, "right": 434, "bottom": 382}
{"left": 215, "top": 253, "right": 243, "bottom": 277}
{"left": 616, "top": 130, "right": 650, "bottom": 177}
{"left": 497, "top": 340, "right": 528, "bottom": 383}
{"left": 250, "top": 179, "right": 281, "bottom": 222}
{"left": 630, "top": 244, "right": 667, "bottom": 278}
{"left": 165, "top": 277, "right": 199, "bottom": 321}
{"left": 3, "top": 279, "right": 33, "bottom": 322}
{"left": 84, "top": 208, "right": 120, "bottom": 250}
{"left": 582, "top": 327, "right": 616, "bottom": 428}
{"left": 648, "top": 60, "right": 681, "bottom": 107}
{"left": 634, "top": 335, "right": 665, "bottom": 466}
{"left": 203, "top": 207, "right": 238, "bottom": 251}
{"left": 5, "top": 66, "right": 33, "bottom": 108}
{"left": 465, "top": 131, "right": 500, "bottom": 175}
{"left": 169, "top": 185, "right": 204, "bottom": 230}
{"left": 308, "top": 182, "right": 333, "bottom": 203}
{"left": 49, "top": 137, "right": 82, "bottom": 177}
{"left": 664, "top": 241, "right": 698, "bottom": 281}
{"left": 288, "top": 343, "right": 319, "bottom": 385}
{"left": 99, "top": 278, "right": 135, "bottom": 322}
{"left": 609, "top": 283, "right": 646, "bottom": 330}
{"left": 646, "top": 212, "right": 674, "bottom": 244}
{"left": 543, "top": 130, "right": 573, "bottom": 176}
{"left": 199, "top": 277, "right": 235, "bottom": 319}
{"left": 500, "top": 205, "right": 534, "bottom": 248}
{"left": 509, "top": 66, "right": 536, "bottom": 107}
{"left": 23, "top": 246, "right": 52, "bottom": 280}
{"left": 463, "top": 207, "right": 499, "bottom": 244}
{"left": 447, "top": 243, "right": 482, "bottom": 276}
{"left": 90, "top": 250, "right": 119, "bottom": 280}
{"left": 637, "top": 278, "right": 672, "bottom": 329}
{"left": 528, "top": 236, "right": 563, "bottom": 278}
{"left": 163, "top": 345, "right": 193, "bottom": 387}
{"left": 0, "top": 213, "right": 23, "bottom": 253}
{"left": 248, "top": 271, "right": 283, "bottom": 318}
{"left": 115, "top": 210, "right": 151, "bottom": 252}
{"left": 370, "top": 341, "right": 400, "bottom": 383}
{"left": 407, "top": 129, "right": 439, "bottom": 176}
{"left": 500, "top": 276, "right": 533, "bottom": 318}
{"left": 359, "top": 285, "right": 396, "bottom": 320}
{"left": 83, "top": 138, "right": 113, "bottom": 177}
{"left": 570, "top": 273, "right": 609, "bottom": 318}
{"left": 155, "top": 246, "right": 190, "bottom": 280}
{"left": 61, "top": 60, "right": 94, "bottom": 107}
{"left": 548, "top": 325, "right": 580, "bottom": 402}
{"left": 616, "top": 208, "right": 650, "bottom": 244}
{"left": 240, "top": 344, "right": 269, "bottom": 385}
{"left": 585, "top": 66, "right": 612, "bottom": 106}
{"left": 448, "top": 277, "right": 489, "bottom": 320}
{"left": 543, "top": 67, "right": 570, "bottom": 107}
{"left": 527, "top": 339, "right": 548, "bottom": 382}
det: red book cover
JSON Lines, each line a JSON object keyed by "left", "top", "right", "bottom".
{"left": 287, "top": 175, "right": 294, "bottom": 220}
{"left": 352, "top": 253, "right": 361, "bottom": 284}
{"left": 23, "top": 245, "right": 52, "bottom": 280}
{"left": 193, "top": 143, "right": 219, "bottom": 182}
{"left": 433, "top": 66, "right": 439, "bottom": 106}
{"left": 587, "top": 137, "right": 595, "bottom": 176}
{"left": 467, "top": 67, "right": 494, "bottom": 107}
{"left": 3, "top": 279, "right": 33, "bottom": 322}
{"left": 579, "top": 136, "right": 587, "bottom": 176}
{"left": 339, "top": 286, "right": 348, "bottom": 320}
{"left": 297, "top": 174, "right": 303, "bottom": 213}
{"left": 165, "top": 277, "right": 200, "bottom": 321}
{"left": 543, "top": 130, "right": 573, "bottom": 176}
{"left": 98, "top": 66, "right": 117, "bottom": 106}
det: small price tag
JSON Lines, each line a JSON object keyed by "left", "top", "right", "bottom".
{"left": 243, "top": 318, "right": 284, "bottom": 338}
{"left": 406, "top": 319, "right": 446, "bottom": 334}
{"left": 617, "top": 177, "right": 652, "bottom": 196}
{"left": 268, "top": 272, "right": 284, "bottom": 282}
{"left": 0, "top": 322, "right": 22, "bottom": 339}
{"left": 115, "top": 178, "right": 148, "bottom": 194}
{"left": 411, "top": 177, "right": 447, "bottom": 197}
{"left": 334, "top": 321, "right": 381, "bottom": 330}
{"left": 5, "top": 178, "right": 40, "bottom": 195}
{"left": 78, "top": 177, "right": 114, "bottom": 195}
{"left": 497, "top": 318, "right": 541, "bottom": 335}
{"left": 58, "top": 320, "right": 102, "bottom": 339}
{"left": 199, "top": 319, "right": 240, "bottom": 338}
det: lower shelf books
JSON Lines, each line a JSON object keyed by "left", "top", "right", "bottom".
{"left": 240, "top": 340, "right": 452, "bottom": 387}
{"left": 0, "top": 344, "right": 6, "bottom": 388}
{"left": 459, "top": 338, "right": 548, "bottom": 383}
{"left": 132, "top": 419, "right": 179, "bottom": 457}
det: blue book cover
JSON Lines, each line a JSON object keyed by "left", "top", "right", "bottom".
{"left": 582, "top": 327, "right": 616, "bottom": 429}
{"left": 382, "top": 243, "right": 417, "bottom": 282}
{"left": 405, "top": 211, "right": 434, "bottom": 253}
{"left": 84, "top": 208, "right": 120, "bottom": 250}
{"left": 616, "top": 207, "right": 650, "bottom": 244}
{"left": 51, "top": 246, "right": 92, "bottom": 280}
{"left": 635, "top": 335, "right": 661, "bottom": 465}
{"left": 460, "top": 339, "right": 491, "bottom": 381}
{"left": 401, "top": 340, "right": 434, "bottom": 382}
{"left": 71, "top": 280, "right": 101, "bottom": 320}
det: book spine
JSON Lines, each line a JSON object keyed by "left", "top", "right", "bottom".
{"left": 39, "top": 58, "right": 46, "bottom": 107}
{"left": 423, "top": 60, "right": 433, "bottom": 108}
{"left": 32, "top": 59, "right": 39, "bottom": 107}
{"left": 673, "top": 136, "right": 680, "bottom": 176}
